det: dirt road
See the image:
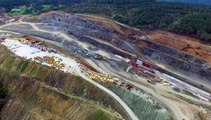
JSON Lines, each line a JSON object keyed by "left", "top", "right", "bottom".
{"left": 0, "top": 21, "right": 139, "bottom": 120}
{"left": 89, "top": 60, "right": 188, "bottom": 120}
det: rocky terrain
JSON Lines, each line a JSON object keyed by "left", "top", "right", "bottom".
{"left": 20, "top": 11, "right": 211, "bottom": 92}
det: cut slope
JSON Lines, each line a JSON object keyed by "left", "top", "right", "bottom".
{"left": 146, "top": 30, "right": 211, "bottom": 63}
{"left": 0, "top": 79, "right": 121, "bottom": 120}
{"left": 0, "top": 45, "right": 126, "bottom": 120}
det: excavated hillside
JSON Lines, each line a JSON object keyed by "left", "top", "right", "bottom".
{"left": 21, "top": 11, "right": 211, "bottom": 91}
{"left": 0, "top": 45, "right": 125, "bottom": 120}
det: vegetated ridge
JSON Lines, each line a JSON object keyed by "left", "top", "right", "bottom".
{"left": 158, "top": 0, "right": 211, "bottom": 5}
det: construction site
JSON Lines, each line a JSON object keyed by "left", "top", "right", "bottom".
{"left": 0, "top": 32, "right": 174, "bottom": 120}
{"left": 0, "top": 11, "right": 211, "bottom": 120}
{"left": 20, "top": 11, "right": 211, "bottom": 87}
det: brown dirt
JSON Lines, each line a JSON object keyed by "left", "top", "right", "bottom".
{"left": 206, "top": 111, "right": 211, "bottom": 120}
{"left": 146, "top": 30, "right": 211, "bottom": 63}
{"left": 0, "top": 14, "right": 12, "bottom": 19}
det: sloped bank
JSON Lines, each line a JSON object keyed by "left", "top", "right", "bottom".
{"left": 0, "top": 46, "right": 126, "bottom": 120}
{"left": 0, "top": 76, "right": 122, "bottom": 120}
{"left": 107, "top": 85, "right": 172, "bottom": 120}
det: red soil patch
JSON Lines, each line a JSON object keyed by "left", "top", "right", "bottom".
{"left": 146, "top": 30, "right": 211, "bottom": 63}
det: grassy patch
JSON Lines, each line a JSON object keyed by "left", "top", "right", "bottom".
{"left": 42, "top": 4, "right": 52, "bottom": 11}
{"left": 2, "top": 56, "right": 14, "bottom": 71}
{"left": 17, "top": 60, "right": 30, "bottom": 73}
{"left": 7, "top": 6, "right": 29, "bottom": 15}
{"left": 88, "top": 110, "right": 110, "bottom": 120}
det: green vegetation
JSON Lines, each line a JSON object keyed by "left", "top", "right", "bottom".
{"left": 7, "top": 6, "right": 28, "bottom": 15}
{"left": 0, "top": 83, "right": 7, "bottom": 98}
{"left": 18, "top": 60, "right": 29, "bottom": 72}
{"left": 108, "top": 85, "right": 171, "bottom": 120}
{"left": 2, "top": 55, "right": 14, "bottom": 71}
{"left": 42, "top": 4, "right": 52, "bottom": 11}
{"left": 1, "top": 0, "right": 211, "bottom": 41}
{"left": 0, "top": 82, "right": 8, "bottom": 110}
{"left": 160, "top": 0, "right": 211, "bottom": 5}
{"left": 88, "top": 110, "right": 110, "bottom": 120}
{"left": 169, "top": 13, "right": 211, "bottom": 42}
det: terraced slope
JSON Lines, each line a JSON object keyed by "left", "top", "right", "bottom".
{"left": 0, "top": 45, "right": 124, "bottom": 120}
{"left": 21, "top": 11, "right": 211, "bottom": 91}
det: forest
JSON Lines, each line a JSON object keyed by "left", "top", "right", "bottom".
{"left": 0, "top": 0, "right": 211, "bottom": 42}
{"left": 160, "top": 0, "right": 211, "bottom": 5}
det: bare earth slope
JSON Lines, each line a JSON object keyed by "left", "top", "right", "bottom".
{"left": 146, "top": 30, "right": 211, "bottom": 63}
